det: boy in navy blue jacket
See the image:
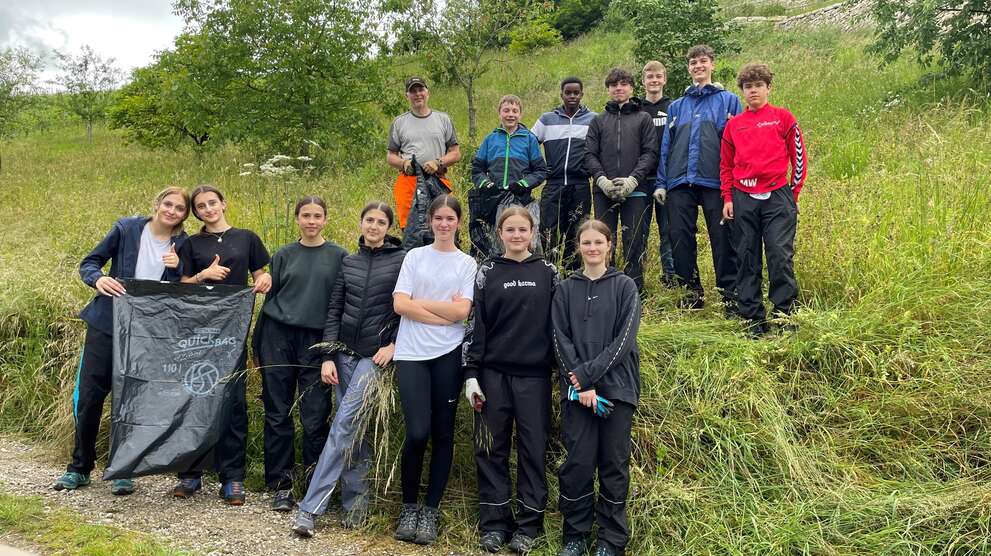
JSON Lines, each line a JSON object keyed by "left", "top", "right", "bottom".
{"left": 657, "top": 45, "right": 743, "bottom": 311}
{"left": 469, "top": 95, "right": 547, "bottom": 258}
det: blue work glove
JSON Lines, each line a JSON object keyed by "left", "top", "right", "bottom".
{"left": 594, "top": 395, "right": 614, "bottom": 418}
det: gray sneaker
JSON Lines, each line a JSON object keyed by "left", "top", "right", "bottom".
{"left": 508, "top": 532, "right": 537, "bottom": 553}
{"left": 413, "top": 505, "right": 440, "bottom": 545}
{"left": 291, "top": 510, "right": 316, "bottom": 538}
{"left": 395, "top": 503, "right": 420, "bottom": 542}
{"left": 110, "top": 479, "right": 135, "bottom": 496}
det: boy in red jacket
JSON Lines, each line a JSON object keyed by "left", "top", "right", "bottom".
{"left": 720, "top": 63, "right": 807, "bottom": 335}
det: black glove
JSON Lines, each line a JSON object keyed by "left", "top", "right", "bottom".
{"left": 509, "top": 179, "right": 529, "bottom": 196}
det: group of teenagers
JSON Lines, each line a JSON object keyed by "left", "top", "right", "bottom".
{"left": 53, "top": 43, "right": 808, "bottom": 556}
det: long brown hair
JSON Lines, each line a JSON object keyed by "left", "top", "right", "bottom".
{"left": 152, "top": 186, "right": 191, "bottom": 235}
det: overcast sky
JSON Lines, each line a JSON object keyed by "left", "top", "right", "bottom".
{"left": 1, "top": 1, "right": 184, "bottom": 83}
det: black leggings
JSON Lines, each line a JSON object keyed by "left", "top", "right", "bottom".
{"left": 397, "top": 346, "right": 463, "bottom": 508}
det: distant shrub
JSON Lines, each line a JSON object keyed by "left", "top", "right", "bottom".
{"left": 554, "top": 0, "right": 611, "bottom": 40}
{"left": 509, "top": 18, "right": 564, "bottom": 55}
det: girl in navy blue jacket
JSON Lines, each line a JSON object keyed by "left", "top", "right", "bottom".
{"left": 54, "top": 186, "right": 191, "bottom": 496}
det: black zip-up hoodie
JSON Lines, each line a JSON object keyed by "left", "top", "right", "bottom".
{"left": 462, "top": 253, "right": 560, "bottom": 380}
{"left": 583, "top": 97, "right": 659, "bottom": 196}
{"left": 552, "top": 267, "right": 641, "bottom": 406}
{"left": 323, "top": 235, "right": 406, "bottom": 359}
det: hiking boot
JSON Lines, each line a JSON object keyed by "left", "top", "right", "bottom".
{"left": 171, "top": 477, "right": 202, "bottom": 498}
{"left": 220, "top": 481, "right": 245, "bottom": 506}
{"left": 480, "top": 530, "right": 507, "bottom": 552}
{"left": 110, "top": 479, "right": 135, "bottom": 496}
{"left": 394, "top": 503, "right": 420, "bottom": 542}
{"left": 271, "top": 489, "right": 294, "bottom": 512}
{"left": 722, "top": 300, "right": 741, "bottom": 320}
{"left": 508, "top": 532, "right": 537, "bottom": 553}
{"left": 593, "top": 543, "right": 618, "bottom": 556}
{"left": 291, "top": 510, "right": 316, "bottom": 538}
{"left": 53, "top": 471, "right": 91, "bottom": 491}
{"left": 413, "top": 505, "right": 440, "bottom": 545}
{"left": 557, "top": 537, "right": 590, "bottom": 556}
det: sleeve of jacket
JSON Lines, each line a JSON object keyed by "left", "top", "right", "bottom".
{"left": 630, "top": 113, "right": 659, "bottom": 184}
{"left": 583, "top": 117, "right": 605, "bottom": 180}
{"left": 531, "top": 116, "right": 546, "bottom": 143}
{"left": 265, "top": 249, "right": 284, "bottom": 302}
{"left": 657, "top": 108, "right": 672, "bottom": 190}
{"left": 720, "top": 122, "right": 737, "bottom": 203}
{"left": 519, "top": 134, "right": 547, "bottom": 188}
{"left": 471, "top": 136, "right": 492, "bottom": 187}
{"left": 461, "top": 265, "right": 488, "bottom": 381}
{"left": 321, "top": 271, "right": 346, "bottom": 361}
{"left": 571, "top": 279, "right": 641, "bottom": 390}
{"left": 728, "top": 93, "right": 743, "bottom": 118}
{"left": 786, "top": 113, "right": 807, "bottom": 201}
{"left": 79, "top": 220, "right": 122, "bottom": 287}
{"left": 551, "top": 285, "right": 584, "bottom": 385}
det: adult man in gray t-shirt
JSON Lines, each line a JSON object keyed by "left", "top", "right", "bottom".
{"left": 387, "top": 76, "right": 461, "bottom": 229}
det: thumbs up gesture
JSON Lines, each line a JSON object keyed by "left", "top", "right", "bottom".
{"left": 162, "top": 244, "right": 180, "bottom": 269}
{"left": 198, "top": 254, "right": 230, "bottom": 282}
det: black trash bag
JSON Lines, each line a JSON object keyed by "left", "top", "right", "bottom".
{"left": 402, "top": 156, "right": 451, "bottom": 251}
{"left": 103, "top": 279, "right": 255, "bottom": 480}
{"left": 468, "top": 187, "right": 541, "bottom": 259}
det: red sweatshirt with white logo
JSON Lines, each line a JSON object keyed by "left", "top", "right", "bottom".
{"left": 719, "top": 103, "right": 807, "bottom": 203}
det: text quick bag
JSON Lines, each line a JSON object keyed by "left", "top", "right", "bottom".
{"left": 103, "top": 280, "right": 255, "bottom": 480}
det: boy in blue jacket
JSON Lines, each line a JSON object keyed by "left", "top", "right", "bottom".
{"left": 470, "top": 95, "right": 547, "bottom": 258}
{"left": 656, "top": 45, "right": 743, "bottom": 312}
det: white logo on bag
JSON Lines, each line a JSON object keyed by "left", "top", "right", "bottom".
{"left": 174, "top": 327, "right": 238, "bottom": 354}
{"left": 183, "top": 361, "right": 220, "bottom": 395}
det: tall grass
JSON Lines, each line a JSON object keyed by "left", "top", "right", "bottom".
{"left": 1, "top": 26, "right": 990, "bottom": 554}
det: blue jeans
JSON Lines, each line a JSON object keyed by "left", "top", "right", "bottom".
{"left": 298, "top": 353, "right": 375, "bottom": 515}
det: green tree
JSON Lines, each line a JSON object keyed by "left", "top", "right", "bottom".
{"left": 421, "top": 0, "right": 548, "bottom": 141}
{"left": 554, "top": 0, "right": 610, "bottom": 40}
{"left": 54, "top": 45, "right": 123, "bottom": 142}
{"left": 617, "top": 0, "right": 738, "bottom": 95}
{"left": 869, "top": 0, "right": 991, "bottom": 80}
{"left": 0, "top": 47, "right": 42, "bottom": 172}
{"left": 171, "top": 0, "right": 385, "bottom": 163}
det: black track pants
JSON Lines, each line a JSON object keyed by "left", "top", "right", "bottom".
{"left": 592, "top": 192, "right": 653, "bottom": 292}
{"left": 256, "top": 316, "right": 331, "bottom": 491}
{"left": 666, "top": 184, "right": 738, "bottom": 303}
{"left": 540, "top": 181, "right": 592, "bottom": 271}
{"left": 731, "top": 187, "right": 798, "bottom": 321}
{"left": 67, "top": 327, "right": 113, "bottom": 475}
{"left": 474, "top": 372, "right": 551, "bottom": 538}
{"left": 397, "top": 346, "right": 463, "bottom": 508}
{"left": 558, "top": 400, "right": 635, "bottom": 554}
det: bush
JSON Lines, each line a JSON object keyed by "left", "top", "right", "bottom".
{"left": 554, "top": 0, "right": 611, "bottom": 40}
{"left": 508, "top": 18, "right": 564, "bottom": 55}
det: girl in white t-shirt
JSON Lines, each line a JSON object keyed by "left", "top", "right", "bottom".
{"left": 392, "top": 194, "right": 477, "bottom": 545}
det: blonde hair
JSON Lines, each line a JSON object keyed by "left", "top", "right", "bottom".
{"left": 642, "top": 60, "right": 666, "bottom": 76}
{"left": 152, "top": 186, "right": 191, "bottom": 235}
{"left": 497, "top": 206, "right": 535, "bottom": 230}
{"left": 498, "top": 94, "right": 523, "bottom": 111}
{"left": 576, "top": 219, "right": 613, "bottom": 246}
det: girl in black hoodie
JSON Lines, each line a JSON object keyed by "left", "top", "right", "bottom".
{"left": 292, "top": 202, "right": 406, "bottom": 537}
{"left": 462, "top": 206, "right": 560, "bottom": 554}
{"left": 552, "top": 219, "right": 641, "bottom": 556}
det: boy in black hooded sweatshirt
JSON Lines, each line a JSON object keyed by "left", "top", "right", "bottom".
{"left": 552, "top": 219, "right": 641, "bottom": 556}
{"left": 463, "top": 206, "right": 560, "bottom": 554}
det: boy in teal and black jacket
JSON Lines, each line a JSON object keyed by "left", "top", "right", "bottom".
{"left": 469, "top": 94, "right": 547, "bottom": 258}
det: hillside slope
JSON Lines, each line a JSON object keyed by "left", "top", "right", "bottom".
{"left": 1, "top": 24, "right": 990, "bottom": 555}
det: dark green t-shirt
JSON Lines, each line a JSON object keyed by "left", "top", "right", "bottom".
{"left": 261, "top": 240, "right": 347, "bottom": 330}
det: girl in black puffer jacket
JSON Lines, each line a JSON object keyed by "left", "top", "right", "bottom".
{"left": 292, "top": 202, "right": 406, "bottom": 537}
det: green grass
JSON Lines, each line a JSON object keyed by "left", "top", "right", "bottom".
{"left": 0, "top": 491, "right": 190, "bottom": 555}
{"left": 1, "top": 25, "right": 991, "bottom": 555}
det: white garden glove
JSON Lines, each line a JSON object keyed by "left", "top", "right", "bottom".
{"left": 653, "top": 187, "right": 667, "bottom": 205}
{"left": 464, "top": 378, "right": 486, "bottom": 408}
{"left": 595, "top": 175, "right": 615, "bottom": 197}
{"left": 613, "top": 176, "right": 638, "bottom": 199}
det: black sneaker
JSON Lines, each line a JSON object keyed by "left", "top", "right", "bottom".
{"left": 593, "top": 543, "right": 617, "bottom": 556}
{"left": 413, "top": 505, "right": 440, "bottom": 545}
{"left": 271, "top": 489, "right": 294, "bottom": 512}
{"left": 745, "top": 319, "right": 770, "bottom": 339}
{"left": 508, "top": 532, "right": 536, "bottom": 554}
{"left": 678, "top": 294, "right": 704, "bottom": 311}
{"left": 480, "top": 530, "right": 507, "bottom": 552}
{"left": 394, "top": 503, "right": 420, "bottom": 542}
{"left": 557, "top": 537, "right": 590, "bottom": 556}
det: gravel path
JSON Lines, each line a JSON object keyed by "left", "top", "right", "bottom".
{"left": 0, "top": 437, "right": 459, "bottom": 555}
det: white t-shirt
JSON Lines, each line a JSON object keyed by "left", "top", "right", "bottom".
{"left": 393, "top": 245, "right": 477, "bottom": 361}
{"left": 134, "top": 223, "right": 171, "bottom": 280}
